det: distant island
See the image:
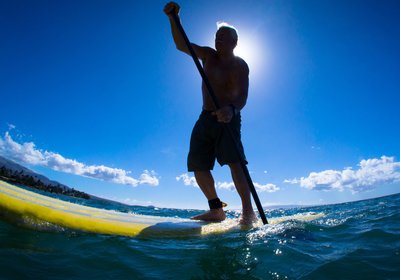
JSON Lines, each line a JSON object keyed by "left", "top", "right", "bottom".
{"left": 0, "top": 156, "right": 90, "bottom": 199}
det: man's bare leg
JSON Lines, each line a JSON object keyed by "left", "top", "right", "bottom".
{"left": 190, "top": 170, "right": 226, "bottom": 222}
{"left": 229, "top": 163, "right": 257, "bottom": 225}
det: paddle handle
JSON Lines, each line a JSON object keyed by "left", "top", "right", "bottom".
{"left": 170, "top": 12, "right": 268, "bottom": 225}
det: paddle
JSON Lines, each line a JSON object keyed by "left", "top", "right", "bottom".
{"left": 170, "top": 12, "right": 268, "bottom": 225}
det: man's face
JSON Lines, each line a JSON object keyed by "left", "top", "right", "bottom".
{"left": 215, "top": 28, "right": 237, "bottom": 54}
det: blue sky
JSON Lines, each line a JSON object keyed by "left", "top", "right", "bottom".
{"left": 1, "top": 0, "right": 399, "bottom": 210}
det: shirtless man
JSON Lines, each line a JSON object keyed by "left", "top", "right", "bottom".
{"left": 164, "top": 2, "right": 257, "bottom": 225}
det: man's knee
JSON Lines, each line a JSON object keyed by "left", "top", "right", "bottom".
{"left": 194, "top": 170, "right": 212, "bottom": 178}
{"left": 228, "top": 162, "right": 242, "bottom": 173}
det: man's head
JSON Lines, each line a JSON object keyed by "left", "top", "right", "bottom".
{"left": 215, "top": 22, "right": 238, "bottom": 54}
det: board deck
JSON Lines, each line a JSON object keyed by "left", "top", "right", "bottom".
{"left": 0, "top": 180, "right": 324, "bottom": 237}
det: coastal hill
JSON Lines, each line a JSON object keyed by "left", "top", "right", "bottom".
{"left": 0, "top": 155, "right": 90, "bottom": 199}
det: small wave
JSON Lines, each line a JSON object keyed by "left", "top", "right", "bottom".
{"left": 247, "top": 223, "right": 291, "bottom": 242}
{"left": 246, "top": 220, "right": 319, "bottom": 244}
{"left": 356, "top": 228, "right": 400, "bottom": 243}
{"left": 303, "top": 246, "right": 400, "bottom": 279}
{"left": 1, "top": 210, "right": 67, "bottom": 234}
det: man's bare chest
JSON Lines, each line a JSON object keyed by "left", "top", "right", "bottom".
{"left": 204, "top": 59, "right": 236, "bottom": 87}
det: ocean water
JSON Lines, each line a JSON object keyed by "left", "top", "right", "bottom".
{"left": 0, "top": 189, "right": 399, "bottom": 280}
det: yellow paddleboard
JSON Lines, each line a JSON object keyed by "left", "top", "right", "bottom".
{"left": 0, "top": 180, "right": 324, "bottom": 237}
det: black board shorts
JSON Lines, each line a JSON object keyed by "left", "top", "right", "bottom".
{"left": 187, "top": 110, "right": 247, "bottom": 171}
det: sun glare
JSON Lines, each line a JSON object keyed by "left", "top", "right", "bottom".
{"left": 234, "top": 35, "right": 263, "bottom": 74}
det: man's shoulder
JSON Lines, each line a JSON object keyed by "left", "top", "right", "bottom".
{"left": 193, "top": 45, "right": 216, "bottom": 61}
{"left": 203, "top": 46, "right": 217, "bottom": 58}
{"left": 234, "top": 56, "right": 249, "bottom": 74}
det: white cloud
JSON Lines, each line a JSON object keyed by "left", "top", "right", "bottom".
{"left": 176, "top": 173, "right": 279, "bottom": 193}
{"left": 139, "top": 170, "right": 159, "bottom": 186}
{"left": 217, "top": 181, "right": 235, "bottom": 191}
{"left": 0, "top": 132, "right": 159, "bottom": 187}
{"left": 176, "top": 173, "right": 199, "bottom": 188}
{"left": 254, "top": 182, "right": 280, "bottom": 193}
{"left": 285, "top": 156, "right": 400, "bottom": 193}
{"left": 217, "top": 181, "right": 279, "bottom": 193}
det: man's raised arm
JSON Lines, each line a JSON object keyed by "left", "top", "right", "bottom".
{"left": 164, "top": 2, "right": 212, "bottom": 61}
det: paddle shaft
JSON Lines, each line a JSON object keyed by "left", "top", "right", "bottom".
{"left": 171, "top": 13, "right": 268, "bottom": 225}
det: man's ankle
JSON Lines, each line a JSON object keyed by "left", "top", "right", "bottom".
{"left": 208, "top": 198, "right": 227, "bottom": 210}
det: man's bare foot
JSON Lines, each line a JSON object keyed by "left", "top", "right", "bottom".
{"left": 238, "top": 210, "right": 258, "bottom": 226}
{"left": 191, "top": 208, "right": 226, "bottom": 222}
